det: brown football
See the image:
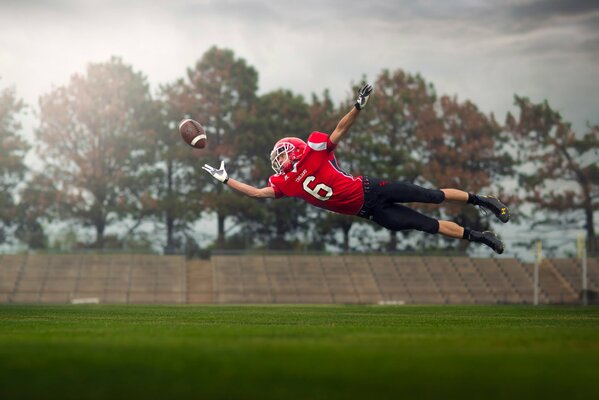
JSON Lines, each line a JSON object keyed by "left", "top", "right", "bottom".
{"left": 178, "top": 119, "right": 207, "bottom": 149}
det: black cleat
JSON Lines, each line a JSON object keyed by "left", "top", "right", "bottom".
{"left": 477, "top": 195, "right": 510, "bottom": 223}
{"left": 471, "top": 231, "right": 504, "bottom": 254}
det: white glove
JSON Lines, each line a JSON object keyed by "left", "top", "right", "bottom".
{"left": 355, "top": 83, "right": 373, "bottom": 110}
{"left": 202, "top": 160, "right": 229, "bottom": 184}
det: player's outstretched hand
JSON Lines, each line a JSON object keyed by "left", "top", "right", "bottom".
{"left": 202, "top": 160, "right": 229, "bottom": 184}
{"left": 355, "top": 83, "right": 373, "bottom": 110}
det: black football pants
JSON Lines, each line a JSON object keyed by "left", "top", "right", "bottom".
{"left": 357, "top": 177, "right": 445, "bottom": 234}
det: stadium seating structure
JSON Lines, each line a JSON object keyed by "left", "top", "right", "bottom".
{"left": 1, "top": 254, "right": 597, "bottom": 304}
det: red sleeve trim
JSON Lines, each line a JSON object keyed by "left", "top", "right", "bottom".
{"left": 326, "top": 137, "right": 337, "bottom": 152}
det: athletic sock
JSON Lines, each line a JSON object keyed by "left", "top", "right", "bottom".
{"left": 462, "top": 227, "right": 472, "bottom": 240}
{"left": 467, "top": 193, "right": 480, "bottom": 205}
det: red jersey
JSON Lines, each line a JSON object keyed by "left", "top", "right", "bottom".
{"left": 268, "top": 132, "right": 364, "bottom": 215}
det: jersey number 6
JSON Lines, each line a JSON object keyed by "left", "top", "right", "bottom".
{"left": 303, "top": 176, "right": 333, "bottom": 201}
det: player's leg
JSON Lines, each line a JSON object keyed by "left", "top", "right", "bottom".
{"left": 437, "top": 219, "right": 464, "bottom": 237}
{"left": 375, "top": 179, "right": 445, "bottom": 204}
{"left": 370, "top": 203, "right": 440, "bottom": 234}
{"left": 438, "top": 220, "right": 504, "bottom": 254}
{"left": 441, "top": 189, "right": 510, "bottom": 223}
{"left": 373, "top": 179, "right": 509, "bottom": 223}
{"left": 440, "top": 188, "right": 467, "bottom": 202}
{"left": 370, "top": 204, "right": 504, "bottom": 254}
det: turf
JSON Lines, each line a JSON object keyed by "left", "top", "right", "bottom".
{"left": 0, "top": 305, "right": 598, "bottom": 400}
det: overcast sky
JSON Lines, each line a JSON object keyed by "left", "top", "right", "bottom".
{"left": 1, "top": 0, "right": 598, "bottom": 137}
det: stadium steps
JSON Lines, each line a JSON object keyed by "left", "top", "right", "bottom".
{"left": 0, "top": 255, "right": 27, "bottom": 303}
{"left": 76, "top": 254, "right": 108, "bottom": 301}
{"left": 105, "top": 255, "right": 130, "bottom": 303}
{"left": 472, "top": 258, "right": 520, "bottom": 303}
{"left": 586, "top": 258, "right": 599, "bottom": 291}
{"left": 423, "top": 256, "right": 470, "bottom": 304}
{"left": 343, "top": 255, "right": 382, "bottom": 304}
{"left": 493, "top": 258, "right": 524, "bottom": 303}
{"left": 392, "top": 256, "right": 443, "bottom": 304}
{"left": 240, "top": 256, "right": 273, "bottom": 303}
{"left": 3, "top": 255, "right": 595, "bottom": 305}
{"left": 320, "top": 256, "right": 360, "bottom": 304}
{"left": 406, "top": 257, "right": 447, "bottom": 304}
{"left": 522, "top": 262, "right": 555, "bottom": 304}
{"left": 12, "top": 254, "right": 49, "bottom": 303}
{"left": 423, "top": 257, "right": 449, "bottom": 304}
{"left": 186, "top": 259, "right": 213, "bottom": 303}
{"left": 155, "top": 256, "right": 186, "bottom": 303}
{"left": 41, "top": 255, "right": 81, "bottom": 303}
{"left": 537, "top": 259, "right": 578, "bottom": 304}
{"left": 264, "top": 255, "right": 299, "bottom": 303}
{"left": 497, "top": 259, "right": 539, "bottom": 304}
{"left": 126, "top": 255, "right": 156, "bottom": 303}
{"left": 447, "top": 257, "right": 476, "bottom": 304}
{"left": 549, "top": 259, "right": 583, "bottom": 293}
{"left": 289, "top": 256, "right": 333, "bottom": 304}
{"left": 546, "top": 260, "right": 577, "bottom": 298}
{"left": 361, "top": 255, "right": 386, "bottom": 303}
{"left": 450, "top": 257, "right": 496, "bottom": 304}
{"left": 367, "top": 255, "right": 410, "bottom": 304}
{"left": 212, "top": 255, "right": 246, "bottom": 303}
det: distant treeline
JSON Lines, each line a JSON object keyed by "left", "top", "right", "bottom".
{"left": 1, "top": 46, "right": 597, "bottom": 255}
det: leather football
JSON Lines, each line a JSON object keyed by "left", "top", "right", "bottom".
{"left": 179, "top": 119, "right": 206, "bottom": 149}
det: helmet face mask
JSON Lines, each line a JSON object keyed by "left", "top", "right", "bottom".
{"left": 270, "top": 142, "right": 293, "bottom": 174}
{"left": 270, "top": 138, "right": 306, "bottom": 174}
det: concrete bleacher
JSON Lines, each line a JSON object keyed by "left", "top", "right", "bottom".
{"left": 425, "top": 256, "right": 472, "bottom": 304}
{"left": 1, "top": 254, "right": 595, "bottom": 305}
{"left": 587, "top": 258, "right": 599, "bottom": 290}
{"left": 1, "top": 254, "right": 186, "bottom": 304}
{"left": 186, "top": 259, "right": 213, "bottom": 303}
{"left": 319, "top": 256, "right": 357, "bottom": 304}
{"left": 264, "top": 255, "right": 298, "bottom": 303}
{"left": 499, "top": 258, "right": 539, "bottom": 304}
{"left": 342, "top": 256, "right": 382, "bottom": 303}
{"left": 393, "top": 256, "right": 443, "bottom": 304}
{"left": 551, "top": 258, "right": 599, "bottom": 293}
{"left": 450, "top": 257, "right": 496, "bottom": 304}
{"left": 0, "top": 255, "right": 27, "bottom": 303}
{"left": 473, "top": 258, "right": 524, "bottom": 303}
{"left": 538, "top": 259, "right": 578, "bottom": 304}
{"left": 13, "top": 254, "right": 50, "bottom": 303}
{"left": 367, "top": 255, "right": 410, "bottom": 304}
{"left": 291, "top": 256, "right": 334, "bottom": 303}
{"left": 550, "top": 258, "right": 582, "bottom": 292}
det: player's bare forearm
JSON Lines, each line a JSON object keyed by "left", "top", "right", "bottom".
{"left": 227, "top": 178, "right": 276, "bottom": 199}
{"left": 202, "top": 161, "right": 275, "bottom": 198}
{"left": 329, "top": 83, "right": 373, "bottom": 144}
{"left": 329, "top": 107, "right": 360, "bottom": 145}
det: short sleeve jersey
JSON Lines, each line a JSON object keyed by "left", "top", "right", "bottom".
{"left": 268, "top": 132, "right": 364, "bottom": 215}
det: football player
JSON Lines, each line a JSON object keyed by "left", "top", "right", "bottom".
{"left": 203, "top": 84, "right": 509, "bottom": 253}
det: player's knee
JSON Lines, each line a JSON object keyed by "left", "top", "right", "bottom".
{"left": 418, "top": 219, "right": 440, "bottom": 234}
{"left": 429, "top": 189, "right": 445, "bottom": 204}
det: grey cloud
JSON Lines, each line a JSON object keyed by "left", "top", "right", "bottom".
{"left": 178, "top": 0, "right": 280, "bottom": 24}
{"left": 506, "top": 0, "right": 599, "bottom": 33}
{"left": 582, "top": 13, "right": 599, "bottom": 29}
{"left": 581, "top": 37, "right": 599, "bottom": 59}
{"left": 512, "top": 0, "right": 599, "bottom": 19}
{"left": 171, "top": 0, "right": 493, "bottom": 28}
{"left": 0, "top": 0, "right": 85, "bottom": 14}
{"left": 0, "top": 0, "right": 596, "bottom": 131}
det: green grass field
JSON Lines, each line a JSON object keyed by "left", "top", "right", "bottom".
{"left": 1, "top": 305, "right": 598, "bottom": 400}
